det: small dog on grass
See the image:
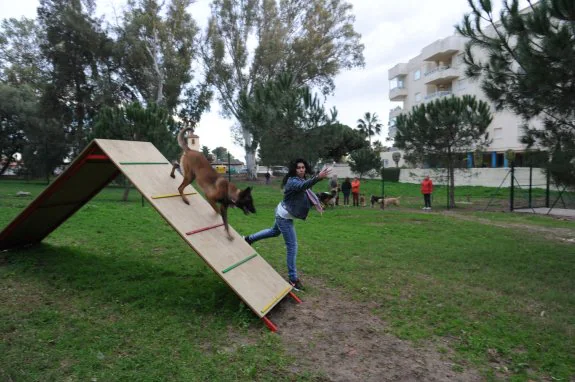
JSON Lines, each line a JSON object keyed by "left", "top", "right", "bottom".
{"left": 370, "top": 195, "right": 401, "bottom": 209}
{"left": 316, "top": 189, "right": 337, "bottom": 209}
{"left": 170, "top": 128, "right": 256, "bottom": 240}
{"left": 370, "top": 195, "right": 384, "bottom": 208}
{"left": 359, "top": 194, "right": 366, "bottom": 207}
{"left": 382, "top": 197, "right": 401, "bottom": 208}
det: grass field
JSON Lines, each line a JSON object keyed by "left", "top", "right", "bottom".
{"left": 1, "top": 178, "right": 574, "bottom": 381}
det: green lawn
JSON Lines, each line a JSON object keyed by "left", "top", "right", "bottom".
{"left": 1, "top": 179, "right": 574, "bottom": 381}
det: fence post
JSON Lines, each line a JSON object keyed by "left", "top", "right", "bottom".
{"left": 529, "top": 164, "right": 533, "bottom": 208}
{"left": 228, "top": 153, "right": 231, "bottom": 182}
{"left": 509, "top": 161, "right": 515, "bottom": 212}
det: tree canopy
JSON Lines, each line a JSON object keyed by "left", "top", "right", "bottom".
{"left": 203, "top": 0, "right": 364, "bottom": 177}
{"left": 356, "top": 112, "right": 382, "bottom": 146}
{"left": 457, "top": 0, "right": 575, "bottom": 188}
{"left": 347, "top": 148, "right": 381, "bottom": 180}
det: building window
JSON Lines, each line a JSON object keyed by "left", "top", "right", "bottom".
{"left": 389, "top": 76, "right": 404, "bottom": 89}
{"left": 415, "top": 92, "right": 422, "bottom": 102}
{"left": 192, "top": 139, "right": 195, "bottom": 145}
{"left": 383, "top": 159, "right": 390, "bottom": 167}
{"left": 414, "top": 70, "right": 421, "bottom": 81}
{"left": 493, "top": 127, "right": 503, "bottom": 139}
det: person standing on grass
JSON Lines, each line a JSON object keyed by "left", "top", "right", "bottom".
{"left": 244, "top": 159, "right": 331, "bottom": 291}
{"left": 341, "top": 177, "right": 352, "bottom": 207}
{"left": 421, "top": 175, "right": 433, "bottom": 210}
{"left": 329, "top": 174, "right": 339, "bottom": 206}
{"left": 351, "top": 177, "right": 361, "bottom": 207}
{"left": 265, "top": 171, "right": 271, "bottom": 185}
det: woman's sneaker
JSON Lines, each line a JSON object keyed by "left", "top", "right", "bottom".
{"left": 289, "top": 278, "right": 304, "bottom": 291}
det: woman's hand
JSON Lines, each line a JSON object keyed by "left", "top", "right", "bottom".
{"left": 318, "top": 166, "right": 331, "bottom": 179}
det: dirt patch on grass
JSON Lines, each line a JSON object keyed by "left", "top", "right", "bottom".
{"left": 267, "top": 278, "right": 482, "bottom": 381}
{"left": 443, "top": 211, "right": 575, "bottom": 244}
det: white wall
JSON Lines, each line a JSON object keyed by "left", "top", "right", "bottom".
{"left": 399, "top": 167, "right": 551, "bottom": 189}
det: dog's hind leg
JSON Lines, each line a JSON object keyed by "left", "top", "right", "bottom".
{"left": 178, "top": 171, "right": 195, "bottom": 205}
{"left": 170, "top": 161, "right": 179, "bottom": 179}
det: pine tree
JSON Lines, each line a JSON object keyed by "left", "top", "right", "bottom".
{"left": 457, "top": 0, "right": 575, "bottom": 188}
{"left": 348, "top": 148, "right": 381, "bottom": 180}
{"left": 394, "top": 95, "right": 492, "bottom": 208}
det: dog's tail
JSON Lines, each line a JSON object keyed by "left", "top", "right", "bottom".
{"left": 177, "top": 128, "right": 193, "bottom": 151}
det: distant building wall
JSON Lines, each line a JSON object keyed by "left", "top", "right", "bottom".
{"left": 399, "top": 167, "right": 551, "bottom": 189}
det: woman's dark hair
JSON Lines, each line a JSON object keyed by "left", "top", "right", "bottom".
{"left": 281, "top": 158, "right": 312, "bottom": 188}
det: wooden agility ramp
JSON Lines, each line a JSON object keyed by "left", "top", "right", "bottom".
{"left": 0, "top": 139, "right": 296, "bottom": 331}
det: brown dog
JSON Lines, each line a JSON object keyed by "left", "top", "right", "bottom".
{"left": 383, "top": 197, "right": 400, "bottom": 208}
{"left": 170, "top": 128, "right": 256, "bottom": 240}
{"left": 359, "top": 194, "right": 366, "bottom": 207}
{"left": 371, "top": 195, "right": 401, "bottom": 209}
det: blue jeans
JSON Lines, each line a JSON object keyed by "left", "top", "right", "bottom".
{"left": 247, "top": 215, "right": 298, "bottom": 281}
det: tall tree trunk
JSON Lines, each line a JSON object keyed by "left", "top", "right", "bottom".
{"left": 242, "top": 127, "right": 257, "bottom": 180}
{"left": 146, "top": 27, "right": 163, "bottom": 105}
{"left": 448, "top": 162, "right": 455, "bottom": 208}
{"left": 447, "top": 149, "right": 456, "bottom": 209}
{"left": 0, "top": 153, "right": 15, "bottom": 175}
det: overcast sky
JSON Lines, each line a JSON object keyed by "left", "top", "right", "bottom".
{"left": 0, "top": 0, "right": 519, "bottom": 160}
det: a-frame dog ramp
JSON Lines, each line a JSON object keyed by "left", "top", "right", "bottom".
{"left": 0, "top": 139, "right": 297, "bottom": 331}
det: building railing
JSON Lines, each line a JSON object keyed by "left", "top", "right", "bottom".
{"left": 424, "top": 65, "right": 450, "bottom": 76}
{"left": 424, "top": 90, "right": 453, "bottom": 101}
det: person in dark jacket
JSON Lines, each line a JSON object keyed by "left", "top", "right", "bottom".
{"left": 244, "top": 159, "right": 330, "bottom": 290}
{"left": 341, "top": 177, "right": 352, "bottom": 207}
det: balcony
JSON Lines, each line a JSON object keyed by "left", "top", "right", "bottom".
{"left": 388, "top": 63, "right": 408, "bottom": 79}
{"left": 424, "top": 90, "right": 453, "bottom": 102}
{"left": 389, "top": 86, "right": 407, "bottom": 101}
{"left": 424, "top": 66, "right": 460, "bottom": 86}
{"left": 421, "top": 35, "right": 466, "bottom": 63}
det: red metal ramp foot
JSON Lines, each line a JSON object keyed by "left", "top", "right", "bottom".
{"left": 289, "top": 291, "right": 302, "bottom": 304}
{"left": 262, "top": 316, "right": 277, "bottom": 332}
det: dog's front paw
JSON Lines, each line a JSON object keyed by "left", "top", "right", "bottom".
{"left": 227, "top": 235, "right": 234, "bottom": 241}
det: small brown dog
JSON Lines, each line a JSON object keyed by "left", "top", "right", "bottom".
{"left": 383, "top": 197, "right": 401, "bottom": 208}
{"left": 370, "top": 195, "right": 401, "bottom": 209}
{"left": 359, "top": 194, "right": 366, "bottom": 207}
{"left": 170, "top": 128, "right": 255, "bottom": 240}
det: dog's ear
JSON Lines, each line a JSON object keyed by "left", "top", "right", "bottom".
{"left": 240, "top": 187, "right": 252, "bottom": 196}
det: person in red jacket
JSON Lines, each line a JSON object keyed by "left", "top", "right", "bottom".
{"left": 351, "top": 177, "right": 361, "bottom": 207}
{"left": 421, "top": 175, "right": 433, "bottom": 210}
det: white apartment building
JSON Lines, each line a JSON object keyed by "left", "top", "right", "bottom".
{"left": 388, "top": 32, "right": 538, "bottom": 168}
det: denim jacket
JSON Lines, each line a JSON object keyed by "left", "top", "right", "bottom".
{"left": 281, "top": 175, "right": 321, "bottom": 220}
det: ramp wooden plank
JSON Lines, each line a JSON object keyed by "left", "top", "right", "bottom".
{"left": 95, "top": 139, "right": 291, "bottom": 317}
